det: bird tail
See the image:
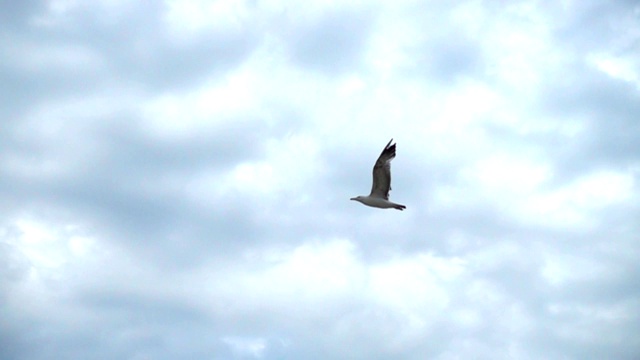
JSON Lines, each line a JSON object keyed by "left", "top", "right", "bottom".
{"left": 393, "top": 204, "right": 406, "bottom": 211}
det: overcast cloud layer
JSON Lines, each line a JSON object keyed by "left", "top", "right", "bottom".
{"left": 2, "top": 0, "right": 640, "bottom": 359}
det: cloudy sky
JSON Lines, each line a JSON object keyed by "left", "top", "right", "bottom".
{"left": 2, "top": 0, "right": 640, "bottom": 359}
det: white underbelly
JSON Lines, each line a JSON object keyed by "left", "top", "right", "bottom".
{"left": 361, "top": 197, "right": 396, "bottom": 208}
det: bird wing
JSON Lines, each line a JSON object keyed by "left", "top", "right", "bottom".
{"left": 369, "top": 139, "right": 396, "bottom": 200}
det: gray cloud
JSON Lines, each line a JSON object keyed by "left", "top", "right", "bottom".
{"left": 1, "top": 0, "right": 639, "bottom": 359}
{"left": 282, "top": 7, "right": 375, "bottom": 74}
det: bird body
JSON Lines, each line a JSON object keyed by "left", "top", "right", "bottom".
{"left": 350, "top": 195, "right": 406, "bottom": 210}
{"left": 351, "top": 139, "right": 406, "bottom": 211}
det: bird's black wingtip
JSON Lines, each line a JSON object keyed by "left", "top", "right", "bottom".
{"left": 385, "top": 138, "right": 395, "bottom": 149}
{"left": 378, "top": 138, "right": 397, "bottom": 159}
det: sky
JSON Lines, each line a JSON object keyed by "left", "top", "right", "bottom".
{"left": 1, "top": 0, "right": 640, "bottom": 359}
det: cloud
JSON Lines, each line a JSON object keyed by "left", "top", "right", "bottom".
{"left": 1, "top": 0, "right": 639, "bottom": 359}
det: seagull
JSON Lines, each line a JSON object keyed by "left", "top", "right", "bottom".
{"left": 350, "top": 139, "right": 406, "bottom": 211}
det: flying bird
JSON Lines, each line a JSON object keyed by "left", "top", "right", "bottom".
{"left": 350, "top": 139, "right": 406, "bottom": 211}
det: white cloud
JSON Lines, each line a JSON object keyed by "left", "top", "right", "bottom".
{"left": 2, "top": 1, "right": 639, "bottom": 359}
{"left": 524, "top": 170, "right": 635, "bottom": 228}
{"left": 164, "top": 0, "right": 251, "bottom": 36}
{"left": 589, "top": 53, "right": 639, "bottom": 84}
{"left": 222, "top": 336, "right": 268, "bottom": 358}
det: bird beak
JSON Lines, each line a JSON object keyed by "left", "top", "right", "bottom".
{"left": 350, "top": 197, "right": 356, "bottom": 201}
